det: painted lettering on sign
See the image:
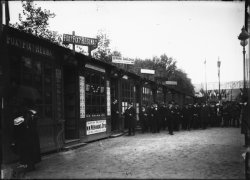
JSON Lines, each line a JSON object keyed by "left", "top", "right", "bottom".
{"left": 6, "top": 36, "right": 53, "bottom": 57}
{"left": 86, "top": 120, "right": 106, "bottom": 135}
{"left": 63, "top": 34, "right": 98, "bottom": 47}
{"left": 112, "top": 56, "right": 134, "bottom": 64}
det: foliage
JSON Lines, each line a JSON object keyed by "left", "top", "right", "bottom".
{"left": 10, "top": 0, "right": 63, "bottom": 45}
{"left": 93, "top": 30, "right": 112, "bottom": 63}
{"left": 130, "top": 54, "right": 194, "bottom": 95}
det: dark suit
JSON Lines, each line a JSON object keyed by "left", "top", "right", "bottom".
{"left": 167, "top": 105, "right": 174, "bottom": 135}
{"left": 139, "top": 109, "right": 147, "bottom": 133}
{"left": 124, "top": 106, "right": 136, "bottom": 135}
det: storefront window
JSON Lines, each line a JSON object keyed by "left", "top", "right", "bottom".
{"left": 142, "top": 86, "right": 153, "bottom": 106}
{"left": 121, "top": 80, "right": 135, "bottom": 113}
{"left": 85, "top": 71, "right": 106, "bottom": 117}
{"left": 157, "top": 87, "right": 164, "bottom": 103}
{"left": 19, "top": 56, "right": 54, "bottom": 121}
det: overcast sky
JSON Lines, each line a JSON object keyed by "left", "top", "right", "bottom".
{"left": 9, "top": 1, "right": 245, "bottom": 85}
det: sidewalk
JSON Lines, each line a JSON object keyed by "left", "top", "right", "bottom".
{"left": 22, "top": 128, "right": 245, "bottom": 179}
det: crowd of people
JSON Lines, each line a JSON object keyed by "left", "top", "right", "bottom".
{"left": 125, "top": 100, "right": 242, "bottom": 136}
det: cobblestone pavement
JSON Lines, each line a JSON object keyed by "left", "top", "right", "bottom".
{"left": 25, "top": 128, "right": 245, "bottom": 179}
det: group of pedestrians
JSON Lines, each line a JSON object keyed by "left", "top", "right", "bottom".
{"left": 124, "top": 100, "right": 242, "bottom": 136}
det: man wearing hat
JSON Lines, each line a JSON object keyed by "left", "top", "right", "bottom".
{"left": 167, "top": 101, "right": 175, "bottom": 135}
{"left": 124, "top": 102, "right": 136, "bottom": 136}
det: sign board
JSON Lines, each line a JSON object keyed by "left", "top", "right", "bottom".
{"left": 165, "top": 81, "right": 177, "bottom": 85}
{"left": 106, "top": 81, "right": 111, "bottom": 116}
{"left": 86, "top": 120, "right": 106, "bottom": 135}
{"left": 63, "top": 34, "right": 98, "bottom": 47}
{"left": 141, "top": 69, "right": 155, "bottom": 74}
{"left": 79, "top": 76, "right": 85, "bottom": 118}
{"left": 112, "top": 56, "right": 134, "bottom": 64}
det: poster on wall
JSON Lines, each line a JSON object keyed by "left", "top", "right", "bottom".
{"left": 106, "top": 80, "right": 111, "bottom": 116}
{"left": 79, "top": 76, "right": 85, "bottom": 118}
{"left": 86, "top": 120, "right": 106, "bottom": 135}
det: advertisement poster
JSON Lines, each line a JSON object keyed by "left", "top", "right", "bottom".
{"left": 86, "top": 120, "right": 106, "bottom": 135}
{"left": 106, "top": 80, "right": 111, "bottom": 116}
{"left": 79, "top": 76, "right": 85, "bottom": 118}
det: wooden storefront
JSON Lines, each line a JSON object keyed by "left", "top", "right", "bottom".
{"left": 1, "top": 27, "right": 112, "bottom": 164}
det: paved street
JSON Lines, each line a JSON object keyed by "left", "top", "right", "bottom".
{"left": 25, "top": 128, "right": 245, "bottom": 179}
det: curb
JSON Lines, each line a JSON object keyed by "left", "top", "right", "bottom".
{"left": 109, "top": 132, "right": 126, "bottom": 138}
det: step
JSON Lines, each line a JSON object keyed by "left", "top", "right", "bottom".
{"left": 64, "top": 139, "right": 80, "bottom": 144}
{"left": 62, "top": 142, "right": 87, "bottom": 151}
{"left": 110, "top": 132, "right": 125, "bottom": 138}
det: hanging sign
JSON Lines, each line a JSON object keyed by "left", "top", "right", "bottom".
{"left": 112, "top": 56, "right": 134, "bottom": 64}
{"left": 141, "top": 69, "right": 155, "bottom": 74}
{"left": 165, "top": 81, "right": 177, "bottom": 85}
{"left": 63, "top": 34, "right": 98, "bottom": 47}
{"left": 63, "top": 31, "right": 98, "bottom": 57}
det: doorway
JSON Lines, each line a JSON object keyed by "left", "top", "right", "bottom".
{"left": 63, "top": 66, "right": 79, "bottom": 140}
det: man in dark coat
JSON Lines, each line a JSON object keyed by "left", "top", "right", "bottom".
{"left": 200, "top": 103, "right": 209, "bottom": 129}
{"left": 183, "top": 104, "right": 190, "bottom": 130}
{"left": 12, "top": 99, "right": 41, "bottom": 172}
{"left": 167, "top": 101, "right": 175, "bottom": 135}
{"left": 209, "top": 104, "right": 217, "bottom": 127}
{"left": 149, "top": 103, "right": 158, "bottom": 133}
{"left": 139, "top": 106, "right": 148, "bottom": 133}
{"left": 111, "top": 99, "right": 119, "bottom": 131}
{"left": 173, "top": 104, "right": 180, "bottom": 131}
{"left": 189, "top": 104, "right": 194, "bottom": 129}
{"left": 158, "top": 103, "right": 167, "bottom": 131}
{"left": 154, "top": 103, "right": 161, "bottom": 133}
{"left": 148, "top": 104, "right": 155, "bottom": 133}
{"left": 193, "top": 103, "right": 200, "bottom": 129}
{"left": 124, "top": 102, "right": 136, "bottom": 136}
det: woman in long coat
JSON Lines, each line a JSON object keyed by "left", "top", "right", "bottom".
{"left": 12, "top": 100, "right": 41, "bottom": 171}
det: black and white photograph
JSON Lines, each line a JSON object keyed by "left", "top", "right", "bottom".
{"left": 1, "top": 0, "right": 249, "bottom": 179}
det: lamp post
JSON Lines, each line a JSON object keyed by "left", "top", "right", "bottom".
{"left": 238, "top": 26, "right": 250, "bottom": 179}
{"left": 217, "top": 58, "right": 221, "bottom": 101}
{"left": 238, "top": 26, "right": 250, "bottom": 100}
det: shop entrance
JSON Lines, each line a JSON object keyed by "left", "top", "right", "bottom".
{"left": 63, "top": 66, "right": 79, "bottom": 140}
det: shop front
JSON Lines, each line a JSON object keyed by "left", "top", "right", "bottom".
{"left": 1, "top": 27, "right": 112, "bottom": 165}
{"left": 1, "top": 27, "right": 65, "bottom": 164}
{"left": 78, "top": 61, "right": 112, "bottom": 142}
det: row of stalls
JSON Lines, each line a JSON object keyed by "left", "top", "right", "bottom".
{"left": 0, "top": 26, "right": 194, "bottom": 164}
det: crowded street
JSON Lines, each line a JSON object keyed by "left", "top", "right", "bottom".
{"left": 24, "top": 127, "right": 244, "bottom": 179}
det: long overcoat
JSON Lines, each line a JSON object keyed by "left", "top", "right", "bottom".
{"left": 13, "top": 110, "right": 41, "bottom": 165}
{"left": 124, "top": 106, "right": 136, "bottom": 128}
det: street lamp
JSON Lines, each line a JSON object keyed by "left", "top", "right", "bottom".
{"left": 238, "top": 26, "right": 250, "bottom": 100}
{"left": 217, "top": 58, "right": 221, "bottom": 101}
{"left": 238, "top": 26, "right": 250, "bottom": 148}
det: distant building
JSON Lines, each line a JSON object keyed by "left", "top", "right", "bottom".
{"left": 194, "top": 81, "right": 243, "bottom": 101}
